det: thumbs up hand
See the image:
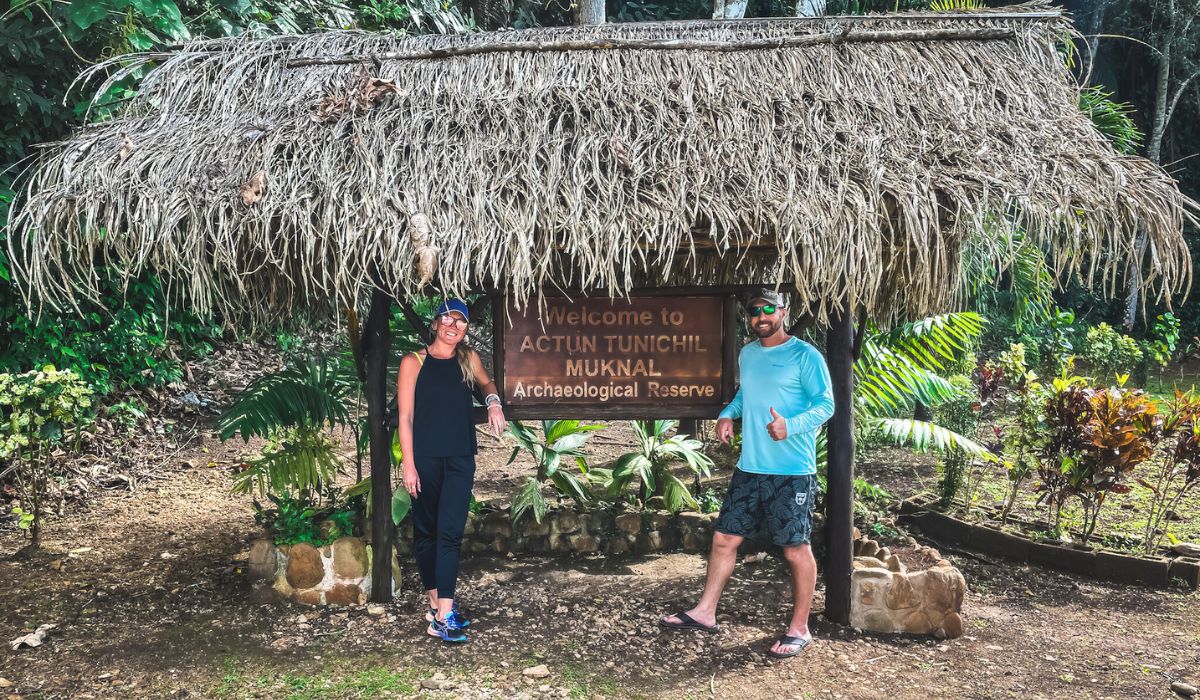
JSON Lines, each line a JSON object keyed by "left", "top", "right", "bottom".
{"left": 767, "top": 407, "right": 788, "bottom": 441}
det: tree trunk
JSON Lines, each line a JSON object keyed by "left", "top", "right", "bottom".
{"left": 575, "top": 0, "right": 604, "bottom": 25}
{"left": 795, "top": 0, "right": 826, "bottom": 17}
{"left": 365, "top": 288, "right": 395, "bottom": 603}
{"left": 1122, "top": 32, "right": 1173, "bottom": 331}
{"left": 712, "top": 0, "right": 747, "bottom": 19}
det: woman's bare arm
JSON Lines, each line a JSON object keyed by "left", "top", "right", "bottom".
{"left": 397, "top": 352, "right": 421, "bottom": 494}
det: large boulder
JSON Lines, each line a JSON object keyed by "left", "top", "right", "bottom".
{"left": 331, "top": 537, "right": 368, "bottom": 579}
{"left": 286, "top": 543, "right": 325, "bottom": 589}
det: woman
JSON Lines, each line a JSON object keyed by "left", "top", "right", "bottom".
{"left": 396, "top": 298, "right": 506, "bottom": 644}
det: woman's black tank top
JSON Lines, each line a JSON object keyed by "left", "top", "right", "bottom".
{"left": 412, "top": 352, "right": 477, "bottom": 457}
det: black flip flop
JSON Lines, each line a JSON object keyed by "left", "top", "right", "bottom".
{"left": 768, "top": 634, "right": 811, "bottom": 658}
{"left": 658, "top": 611, "right": 719, "bottom": 634}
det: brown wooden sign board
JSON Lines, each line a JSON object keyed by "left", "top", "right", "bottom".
{"left": 493, "top": 294, "right": 738, "bottom": 419}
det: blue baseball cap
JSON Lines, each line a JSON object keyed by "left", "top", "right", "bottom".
{"left": 435, "top": 298, "right": 470, "bottom": 321}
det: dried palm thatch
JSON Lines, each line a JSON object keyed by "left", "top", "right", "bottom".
{"left": 6, "top": 3, "right": 1195, "bottom": 321}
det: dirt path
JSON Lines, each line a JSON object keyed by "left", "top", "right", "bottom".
{"left": 2, "top": 432, "right": 1199, "bottom": 699}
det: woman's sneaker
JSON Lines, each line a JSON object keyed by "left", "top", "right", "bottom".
{"left": 425, "top": 603, "right": 470, "bottom": 628}
{"left": 427, "top": 613, "right": 468, "bottom": 644}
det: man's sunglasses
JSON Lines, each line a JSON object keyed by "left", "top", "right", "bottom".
{"left": 747, "top": 304, "right": 778, "bottom": 317}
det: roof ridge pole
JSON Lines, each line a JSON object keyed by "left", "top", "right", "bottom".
{"left": 824, "top": 298, "right": 855, "bottom": 626}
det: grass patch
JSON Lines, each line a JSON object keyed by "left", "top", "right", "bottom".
{"left": 208, "top": 662, "right": 421, "bottom": 699}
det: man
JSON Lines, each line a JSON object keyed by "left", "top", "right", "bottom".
{"left": 660, "top": 289, "right": 834, "bottom": 658}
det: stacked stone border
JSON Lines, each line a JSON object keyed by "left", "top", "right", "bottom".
{"left": 850, "top": 530, "right": 967, "bottom": 639}
{"left": 897, "top": 496, "right": 1200, "bottom": 590}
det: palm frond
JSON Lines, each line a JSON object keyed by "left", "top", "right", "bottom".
{"left": 511, "top": 476, "right": 549, "bottom": 524}
{"left": 873, "top": 417, "right": 999, "bottom": 462}
{"left": 875, "top": 312, "right": 987, "bottom": 372}
{"left": 218, "top": 355, "right": 356, "bottom": 441}
{"left": 231, "top": 429, "right": 342, "bottom": 496}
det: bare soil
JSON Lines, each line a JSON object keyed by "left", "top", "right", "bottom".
{"left": 2, "top": 422, "right": 1199, "bottom": 699}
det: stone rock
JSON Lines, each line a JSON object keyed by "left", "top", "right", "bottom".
{"left": 682, "top": 532, "right": 705, "bottom": 552}
{"left": 678, "top": 512, "right": 706, "bottom": 531}
{"left": 1171, "top": 681, "right": 1198, "bottom": 698}
{"left": 491, "top": 537, "right": 512, "bottom": 553}
{"left": 481, "top": 512, "right": 513, "bottom": 538}
{"left": 859, "top": 540, "right": 880, "bottom": 558}
{"left": 615, "top": 513, "right": 642, "bottom": 535}
{"left": 522, "top": 518, "right": 551, "bottom": 537}
{"left": 522, "top": 665, "right": 551, "bottom": 679}
{"left": 552, "top": 510, "right": 580, "bottom": 535}
{"left": 522, "top": 536, "right": 550, "bottom": 553}
{"left": 607, "top": 538, "right": 631, "bottom": 556}
{"left": 293, "top": 589, "right": 322, "bottom": 605}
{"left": 549, "top": 535, "right": 572, "bottom": 552}
{"left": 568, "top": 534, "right": 599, "bottom": 553}
{"left": 635, "top": 531, "right": 663, "bottom": 554}
{"left": 1171, "top": 543, "right": 1200, "bottom": 558}
{"left": 850, "top": 559, "right": 967, "bottom": 639}
{"left": 650, "top": 513, "right": 671, "bottom": 530}
{"left": 876, "top": 547, "right": 891, "bottom": 562}
{"left": 248, "top": 539, "right": 277, "bottom": 582}
{"left": 286, "top": 543, "right": 324, "bottom": 589}
{"left": 325, "top": 583, "right": 364, "bottom": 606}
{"left": 885, "top": 554, "right": 905, "bottom": 573}
{"left": 462, "top": 512, "right": 476, "bottom": 536}
{"left": 884, "top": 574, "right": 921, "bottom": 611}
{"left": 331, "top": 537, "right": 368, "bottom": 579}
{"left": 367, "top": 604, "right": 386, "bottom": 616}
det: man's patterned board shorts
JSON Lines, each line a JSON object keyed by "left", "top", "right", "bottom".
{"left": 714, "top": 470, "right": 819, "bottom": 547}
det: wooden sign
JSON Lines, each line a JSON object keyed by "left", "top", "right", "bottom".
{"left": 495, "top": 294, "right": 736, "bottom": 419}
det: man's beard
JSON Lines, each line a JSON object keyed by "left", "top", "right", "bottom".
{"left": 753, "top": 319, "right": 781, "bottom": 338}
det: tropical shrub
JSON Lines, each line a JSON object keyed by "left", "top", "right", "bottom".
{"left": 595, "top": 420, "right": 713, "bottom": 513}
{"left": 1070, "top": 384, "right": 1157, "bottom": 542}
{"left": 1138, "top": 390, "right": 1200, "bottom": 553}
{"left": 1081, "top": 323, "right": 1143, "bottom": 383}
{"left": 0, "top": 367, "right": 94, "bottom": 547}
{"left": 506, "top": 420, "right": 600, "bottom": 524}
{"left": 1036, "top": 375, "right": 1092, "bottom": 535}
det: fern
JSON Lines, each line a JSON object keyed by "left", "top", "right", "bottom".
{"left": 232, "top": 429, "right": 343, "bottom": 496}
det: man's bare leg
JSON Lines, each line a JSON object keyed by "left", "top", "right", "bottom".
{"left": 661, "top": 531, "right": 743, "bottom": 628}
{"left": 771, "top": 543, "right": 816, "bottom": 654}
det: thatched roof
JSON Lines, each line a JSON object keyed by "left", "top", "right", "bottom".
{"left": 7, "top": 3, "right": 1195, "bottom": 320}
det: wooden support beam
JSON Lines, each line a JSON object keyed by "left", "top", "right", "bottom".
{"left": 394, "top": 296, "right": 432, "bottom": 346}
{"left": 364, "top": 288, "right": 395, "bottom": 603}
{"left": 824, "top": 300, "right": 855, "bottom": 625}
{"left": 286, "top": 27, "right": 1015, "bottom": 67}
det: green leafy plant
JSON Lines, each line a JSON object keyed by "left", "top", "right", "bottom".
{"left": 999, "top": 372, "right": 1049, "bottom": 524}
{"left": 506, "top": 420, "right": 600, "bottom": 524}
{"left": 1081, "top": 323, "right": 1143, "bottom": 384}
{"left": 597, "top": 420, "right": 713, "bottom": 513}
{"left": 220, "top": 355, "right": 357, "bottom": 498}
{"left": 933, "top": 375, "right": 981, "bottom": 509}
{"left": 253, "top": 491, "right": 360, "bottom": 546}
{"left": 0, "top": 366, "right": 94, "bottom": 547}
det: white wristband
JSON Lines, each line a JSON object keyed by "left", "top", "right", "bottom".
{"left": 485, "top": 393, "right": 502, "bottom": 407}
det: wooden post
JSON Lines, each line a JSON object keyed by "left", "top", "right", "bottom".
{"left": 824, "top": 301, "right": 856, "bottom": 625}
{"left": 364, "top": 288, "right": 395, "bottom": 603}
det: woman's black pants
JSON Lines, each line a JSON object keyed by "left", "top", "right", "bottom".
{"left": 410, "top": 455, "right": 475, "bottom": 600}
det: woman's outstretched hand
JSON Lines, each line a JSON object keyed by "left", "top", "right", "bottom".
{"left": 488, "top": 404, "right": 507, "bottom": 437}
{"left": 402, "top": 462, "right": 420, "bottom": 497}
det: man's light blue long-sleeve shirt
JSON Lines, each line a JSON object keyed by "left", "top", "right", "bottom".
{"left": 718, "top": 336, "right": 835, "bottom": 476}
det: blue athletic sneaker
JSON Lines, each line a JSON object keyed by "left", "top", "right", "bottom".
{"left": 428, "top": 614, "right": 468, "bottom": 643}
{"left": 425, "top": 602, "right": 470, "bottom": 628}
